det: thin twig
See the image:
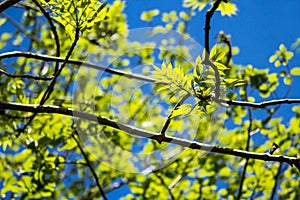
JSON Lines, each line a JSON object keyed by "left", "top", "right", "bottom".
{"left": 32, "top": 0, "right": 60, "bottom": 72}
{"left": 155, "top": 173, "right": 175, "bottom": 200}
{"left": 16, "top": 27, "right": 79, "bottom": 134}
{"left": 0, "top": 51, "right": 156, "bottom": 83}
{"left": 204, "top": 0, "right": 223, "bottom": 53}
{"left": 237, "top": 108, "right": 253, "bottom": 199}
{"left": 160, "top": 93, "right": 190, "bottom": 137}
{"left": 1, "top": 52, "right": 300, "bottom": 108}
{"left": 0, "top": 13, "right": 47, "bottom": 50}
{"left": 1, "top": 100, "right": 300, "bottom": 171}
{"left": 270, "top": 162, "right": 283, "bottom": 200}
{"left": 203, "top": 0, "right": 223, "bottom": 99}
{"left": 218, "top": 32, "right": 232, "bottom": 66}
{"left": 0, "top": 69, "right": 53, "bottom": 81}
{"left": 58, "top": 161, "right": 88, "bottom": 166}
{"left": 0, "top": 0, "right": 21, "bottom": 13}
{"left": 15, "top": 2, "right": 39, "bottom": 11}
{"left": 217, "top": 98, "right": 300, "bottom": 108}
{"left": 40, "top": 26, "right": 80, "bottom": 105}
{"left": 72, "top": 130, "right": 108, "bottom": 200}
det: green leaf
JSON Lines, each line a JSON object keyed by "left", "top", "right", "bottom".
{"left": 259, "top": 83, "right": 269, "bottom": 92}
{"left": 210, "top": 45, "right": 228, "bottom": 62}
{"left": 152, "top": 62, "right": 192, "bottom": 93}
{"left": 268, "top": 73, "right": 278, "bottom": 83}
{"left": 217, "top": 2, "right": 238, "bottom": 17}
{"left": 279, "top": 44, "right": 286, "bottom": 52}
{"left": 179, "top": 11, "right": 190, "bottom": 20}
{"left": 269, "top": 54, "right": 277, "bottom": 63}
{"left": 0, "top": 18, "right": 6, "bottom": 26}
{"left": 141, "top": 9, "right": 160, "bottom": 22}
{"left": 171, "top": 104, "right": 193, "bottom": 118}
{"left": 183, "top": 0, "right": 209, "bottom": 11}
{"left": 283, "top": 76, "right": 292, "bottom": 85}
{"left": 214, "top": 62, "right": 228, "bottom": 70}
{"left": 223, "top": 78, "right": 245, "bottom": 88}
{"left": 274, "top": 60, "right": 281, "bottom": 67}
{"left": 1, "top": 32, "right": 11, "bottom": 40}
{"left": 291, "top": 67, "right": 300, "bottom": 75}
{"left": 219, "top": 167, "right": 231, "bottom": 177}
{"left": 285, "top": 51, "right": 294, "bottom": 60}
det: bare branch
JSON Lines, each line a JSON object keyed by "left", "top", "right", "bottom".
{"left": 17, "top": 27, "right": 80, "bottom": 135}
{"left": 155, "top": 173, "right": 175, "bottom": 200}
{"left": 72, "top": 130, "right": 108, "bottom": 200}
{"left": 0, "top": 69, "right": 53, "bottom": 81}
{"left": 160, "top": 93, "right": 190, "bottom": 137}
{"left": 0, "top": 13, "right": 47, "bottom": 50}
{"left": 32, "top": 0, "right": 60, "bottom": 72}
{"left": 0, "top": 51, "right": 156, "bottom": 83}
{"left": 39, "top": 26, "right": 80, "bottom": 105}
{"left": 15, "top": 2, "right": 39, "bottom": 11}
{"left": 203, "top": 0, "right": 223, "bottom": 99}
{"left": 237, "top": 91, "right": 253, "bottom": 199}
{"left": 0, "top": 0, "right": 20, "bottom": 13}
{"left": 104, "top": 179, "right": 129, "bottom": 193}
{"left": 270, "top": 162, "right": 283, "bottom": 200}
{"left": 217, "top": 98, "right": 300, "bottom": 108}
{"left": 1, "top": 51, "right": 300, "bottom": 108}
{"left": 1, "top": 100, "right": 299, "bottom": 171}
{"left": 204, "top": 0, "right": 223, "bottom": 53}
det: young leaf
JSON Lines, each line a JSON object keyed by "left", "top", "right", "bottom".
{"left": 291, "top": 67, "right": 300, "bottom": 76}
{"left": 214, "top": 62, "right": 228, "bottom": 71}
{"left": 210, "top": 45, "right": 229, "bottom": 62}
{"left": 217, "top": 2, "right": 238, "bottom": 17}
{"left": 141, "top": 9, "right": 160, "bottom": 22}
{"left": 171, "top": 104, "right": 193, "bottom": 118}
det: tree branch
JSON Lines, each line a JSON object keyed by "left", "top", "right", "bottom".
{"left": 32, "top": 0, "right": 60, "bottom": 72}
{"left": 0, "top": 13, "right": 47, "bottom": 50}
{"left": 270, "top": 162, "right": 283, "bottom": 200}
{"left": 72, "top": 130, "right": 108, "bottom": 200}
{"left": 1, "top": 100, "right": 299, "bottom": 171}
{"left": 155, "top": 173, "right": 175, "bottom": 200}
{"left": 160, "top": 93, "right": 190, "bottom": 137}
{"left": 1, "top": 51, "right": 300, "bottom": 108}
{"left": 0, "top": 51, "right": 156, "bottom": 83}
{"left": 40, "top": 26, "right": 80, "bottom": 105}
{"left": 0, "top": 69, "right": 53, "bottom": 81}
{"left": 0, "top": 0, "right": 20, "bottom": 13}
{"left": 237, "top": 105, "right": 253, "bottom": 199}
{"left": 204, "top": 0, "right": 223, "bottom": 53}
{"left": 217, "top": 98, "right": 300, "bottom": 108}
{"left": 203, "top": 0, "right": 223, "bottom": 99}
{"left": 14, "top": 2, "right": 39, "bottom": 11}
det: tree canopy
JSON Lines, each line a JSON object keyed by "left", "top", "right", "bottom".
{"left": 0, "top": 0, "right": 299, "bottom": 199}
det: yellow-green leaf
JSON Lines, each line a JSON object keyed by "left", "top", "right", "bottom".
{"left": 283, "top": 76, "right": 292, "bottom": 85}
{"left": 269, "top": 55, "right": 277, "bottom": 63}
{"left": 217, "top": 2, "right": 238, "bottom": 17}
{"left": 171, "top": 104, "right": 193, "bottom": 118}
{"left": 291, "top": 67, "right": 300, "bottom": 76}
{"left": 141, "top": 9, "right": 160, "bottom": 22}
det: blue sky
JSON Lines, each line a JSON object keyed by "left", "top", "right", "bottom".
{"left": 124, "top": 0, "right": 300, "bottom": 67}
{"left": 125, "top": 0, "right": 300, "bottom": 120}
{"left": 108, "top": 0, "right": 300, "bottom": 198}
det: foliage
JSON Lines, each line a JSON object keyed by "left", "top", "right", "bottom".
{"left": 0, "top": 0, "right": 299, "bottom": 199}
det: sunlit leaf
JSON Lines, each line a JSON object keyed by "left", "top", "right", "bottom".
{"left": 217, "top": 2, "right": 238, "bottom": 17}
{"left": 291, "top": 67, "right": 300, "bottom": 76}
